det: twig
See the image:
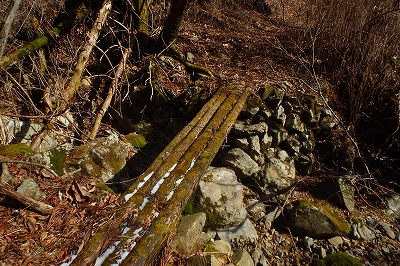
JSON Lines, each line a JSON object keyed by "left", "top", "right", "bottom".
{"left": 0, "top": 159, "right": 59, "bottom": 178}
{"left": 1, "top": 68, "right": 43, "bottom": 115}
{"left": 89, "top": 48, "right": 131, "bottom": 140}
{"left": 0, "top": 184, "right": 53, "bottom": 215}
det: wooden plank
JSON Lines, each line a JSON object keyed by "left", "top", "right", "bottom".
{"left": 70, "top": 83, "right": 251, "bottom": 265}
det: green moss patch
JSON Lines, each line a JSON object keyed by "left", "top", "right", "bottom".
{"left": 312, "top": 252, "right": 362, "bottom": 266}
{"left": 125, "top": 133, "right": 146, "bottom": 148}
{"left": 0, "top": 143, "right": 33, "bottom": 156}
{"left": 49, "top": 148, "right": 67, "bottom": 176}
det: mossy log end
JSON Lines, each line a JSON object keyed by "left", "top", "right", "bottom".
{"left": 0, "top": 3, "right": 88, "bottom": 69}
{"left": 70, "top": 83, "right": 251, "bottom": 265}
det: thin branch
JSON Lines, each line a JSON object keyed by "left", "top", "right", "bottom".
{"left": 0, "top": 159, "right": 59, "bottom": 178}
{"left": 89, "top": 48, "right": 131, "bottom": 140}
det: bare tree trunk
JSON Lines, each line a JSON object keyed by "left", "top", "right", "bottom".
{"left": 0, "top": 0, "right": 22, "bottom": 60}
{"left": 157, "top": 0, "right": 192, "bottom": 49}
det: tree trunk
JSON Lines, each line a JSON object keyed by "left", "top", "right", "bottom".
{"left": 0, "top": 0, "right": 22, "bottom": 60}
{"left": 157, "top": 0, "right": 192, "bottom": 49}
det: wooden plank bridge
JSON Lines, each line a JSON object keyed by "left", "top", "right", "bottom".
{"left": 69, "top": 83, "right": 251, "bottom": 266}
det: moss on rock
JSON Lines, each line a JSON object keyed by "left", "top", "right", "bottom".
{"left": 49, "top": 147, "right": 67, "bottom": 176}
{"left": 125, "top": 133, "right": 146, "bottom": 148}
{"left": 0, "top": 143, "right": 34, "bottom": 156}
{"left": 312, "top": 252, "right": 362, "bottom": 266}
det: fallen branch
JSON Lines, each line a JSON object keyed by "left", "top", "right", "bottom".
{"left": 89, "top": 47, "right": 131, "bottom": 140}
{"left": 0, "top": 3, "right": 88, "bottom": 69}
{"left": 0, "top": 158, "right": 59, "bottom": 178}
{"left": 0, "top": 184, "right": 53, "bottom": 215}
{"left": 60, "top": 0, "right": 112, "bottom": 110}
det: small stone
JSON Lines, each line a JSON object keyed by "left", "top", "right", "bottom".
{"left": 233, "top": 249, "right": 254, "bottom": 266}
{"left": 382, "top": 246, "right": 390, "bottom": 256}
{"left": 369, "top": 249, "right": 381, "bottom": 260}
{"left": 319, "top": 246, "right": 327, "bottom": 258}
{"left": 366, "top": 216, "right": 377, "bottom": 228}
{"left": 17, "top": 178, "right": 46, "bottom": 201}
{"left": 250, "top": 247, "right": 262, "bottom": 264}
{"left": 379, "top": 222, "right": 396, "bottom": 239}
{"left": 303, "top": 237, "right": 314, "bottom": 252}
{"left": 0, "top": 163, "right": 14, "bottom": 185}
{"left": 352, "top": 248, "right": 363, "bottom": 255}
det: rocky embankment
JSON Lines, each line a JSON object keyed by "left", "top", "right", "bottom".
{"left": 1, "top": 81, "right": 399, "bottom": 265}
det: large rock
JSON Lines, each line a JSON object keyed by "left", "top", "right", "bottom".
{"left": 68, "top": 135, "right": 132, "bottom": 182}
{"left": 258, "top": 149, "right": 295, "bottom": 201}
{"left": 17, "top": 178, "right": 46, "bottom": 201}
{"left": 216, "top": 218, "right": 259, "bottom": 242}
{"left": 317, "top": 175, "right": 355, "bottom": 211}
{"left": 197, "top": 167, "right": 248, "bottom": 228}
{"left": 169, "top": 213, "right": 207, "bottom": 255}
{"left": 221, "top": 148, "right": 260, "bottom": 180}
{"left": 285, "top": 113, "right": 305, "bottom": 133}
{"left": 285, "top": 200, "right": 351, "bottom": 238}
{"left": 232, "top": 121, "right": 268, "bottom": 135}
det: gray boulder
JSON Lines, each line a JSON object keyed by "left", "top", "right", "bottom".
{"left": 284, "top": 200, "right": 351, "bottom": 238}
{"left": 169, "top": 213, "right": 207, "bottom": 255}
{"left": 258, "top": 149, "right": 295, "bottom": 202}
{"left": 17, "top": 178, "right": 46, "bottom": 201}
{"left": 350, "top": 219, "right": 375, "bottom": 241}
{"left": 197, "top": 167, "right": 248, "bottom": 228}
{"left": 68, "top": 135, "right": 132, "bottom": 182}
{"left": 317, "top": 175, "right": 355, "bottom": 211}
{"left": 216, "top": 218, "right": 259, "bottom": 242}
{"left": 285, "top": 113, "right": 305, "bottom": 133}
{"left": 232, "top": 121, "right": 268, "bottom": 135}
{"left": 233, "top": 249, "right": 254, "bottom": 266}
{"left": 221, "top": 148, "right": 260, "bottom": 180}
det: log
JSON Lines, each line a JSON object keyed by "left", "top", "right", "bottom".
{"left": 0, "top": 3, "right": 88, "bottom": 69}
{"left": 0, "top": 184, "right": 53, "bottom": 215}
{"left": 70, "top": 83, "right": 251, "bottom": 265}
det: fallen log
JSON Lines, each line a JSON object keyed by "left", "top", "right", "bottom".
{"left": 69, "top": 82, "right": 251, "bottom": 265}
{"left": 0, "top": 3, "right": 88, "bottom": 69}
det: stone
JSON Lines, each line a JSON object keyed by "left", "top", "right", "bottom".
{"left": 365, "top": 216, "right": 377, "bottom": 228}
{"left": 281, "top": 100, "right": 293, "bottom": 114}
{"left": 250, "top": 247, "right": 263, "bottom": 265}
{"left": 204, "top": 240, "right": 232, "bottom": 264}
{"left": 271, "top": 106, "right": 286, "bottom": 125}
{"left": 378, "top": 222, "right": 396, "bottom": 239}
{"left": 232, "top": 121, "right": 268, "bottom": 135}
{"left": 260, "top": 132, "right": 273, "bottom": 151}
{"left": 299, "top": 131, "right": 316, "bottom": 154}
{"left": 187, "top": 254, "right": 221, "bottom": 266}
{"left": 295, "top": 153, "right": 314, "bottom": 176}
{"left": 221, "top": 148, "right": 260, "bottom": 180}
{"left": 233, "top": 249, "right": 254, "bottom": 266}
{"left": 317, "top": 175, "right": 355, "bottom": 211}
{"left": 284, "top": 200, "right": 351, "bottom": 238}
{"left": 312, "top": 252, "right": 362, "bottom": 266}
{"left": 246, "top": 199, "right": 266, "bottom": 221}
{"left": 319, "top": 246, "right": 327, "bottom": 258}
{"left": 235, "top": 137, "right": 250, "bottom": 152}
{"left": 258, "top": 149, "right": 295, "bottom": 202}
{"left": 67, "top": 135, "right": 132, "bottom": 182}
{"left": 56, "top": 112, "right": 74, "bottom": 128}
{"left": 369, "top": 249, "right": 381, "bottom": 260}
{"left": 242, "top": 95, "right": 262, "bottom": 117}
{"left": 319, "top": 111, "right": 337, "bottom": 129}
{"left": 260, "top": 85, "right": 285, "bottom": 109}
{"left": 269, "top": 126, "right": 288, "bottom": 147}
{"left": 385, "top": 195, "right": 400, "bottom": 218}
{"left": 382, "top": 246, "right": 390, "bottom": 256}
{"left": 328, "top": 236, "right": 343, "bottom": 246}
{"left": 350, "top": 221, "right": 375, "bottom": 241}
{"left": 280, "top": 136, "right": 301, "bottom": 156}
{"left": 303, "top": 237, "right": 314, "bottom": 252}
{"left": 186, "top": 52, "right": 195, "bottom": 62}
{"left": 285, "top": 113, "right": 305, "bottom": 133}
{"left": 216, "top": 218, "right": 258, "bottom": 242}
{"left": 198, "top": 167, "right": 248, "bottom": 228}
{"left": 301, "top": 109, "right": 319, "bottom": 128}
{"left": 169, "top": 213, "right": 207, "bottom": 255}
{"left": 17, "top": 178, "right": 46, "bottom": 201}
{"left": 264, "top": 206, "right": 282, "bottom": 223}
{"left": 249, "top": 135, "right": 264, "bottom": 164}
{"left": 1, "top": 163, "right": 14, "bottom": 185}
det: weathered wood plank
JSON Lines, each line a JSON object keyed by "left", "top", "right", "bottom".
{"left": 70, "top": 83, "right": 251, "bottom": 265}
